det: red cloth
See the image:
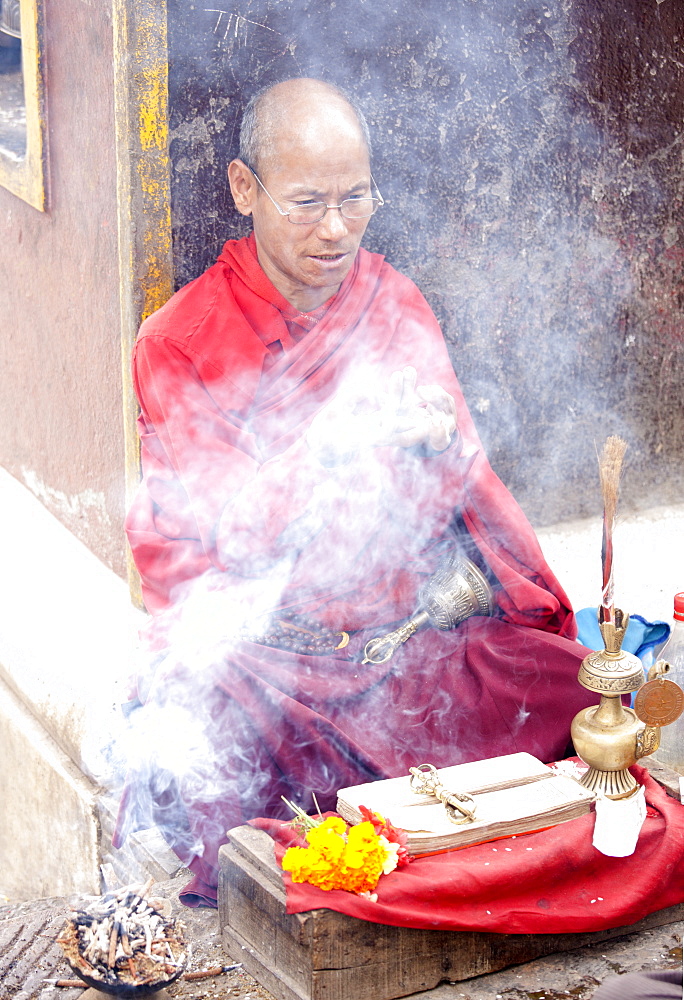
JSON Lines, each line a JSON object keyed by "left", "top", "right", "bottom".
{"left": 117, "top": 234, "right": 597, "bottom": 907}
{"left": 252, "top": 767, "right": 684, "bottom": 934}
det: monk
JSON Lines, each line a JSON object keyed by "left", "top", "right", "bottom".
{"left": 117, "top": 78, "right": 596, "bottom": 907}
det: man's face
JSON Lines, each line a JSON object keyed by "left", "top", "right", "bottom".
{"left": 232, "top": 115, "right": 373, "bottom": 310}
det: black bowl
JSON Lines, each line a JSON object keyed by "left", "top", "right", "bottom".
{"left": 68, "top": 962, "right": 186, "bottom": 997}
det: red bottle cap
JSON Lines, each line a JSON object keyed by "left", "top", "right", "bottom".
{"left": 674, "top": 593, "right": 684, "bottom": 621}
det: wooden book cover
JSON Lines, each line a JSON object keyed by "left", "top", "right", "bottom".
{"left": 336, "top": 753, "right": 595, "bottom": 854}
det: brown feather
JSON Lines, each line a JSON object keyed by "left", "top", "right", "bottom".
{"left": 598, "top": 436, "right": 627, "bottom": 624}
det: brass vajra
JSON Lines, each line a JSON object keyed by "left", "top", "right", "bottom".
{"left": 408, "top": 763, "right": 477, "bottom": 824}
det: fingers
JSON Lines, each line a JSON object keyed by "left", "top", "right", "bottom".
{"left": 416, "top": 384, "right": 457, "bottom": 419}
{"left": 377, "top": 375, "right": 456, "bottom": 450}
{"left": 327, "top": 372, "right": 456, "bottom": 453}
{"left": 391, "top": 423, "right": 432, "bottom": 449}
{"left": 386, "top": 369, "right": 403, "bottom": 408}
{"left": 387, "top": 406, "right": 451, "bottom": 451}
{"left": 416, "top": 385, "right": 456, "bottom": 451}
{"left": 425, "top": 403, "right": 455, "bottom": 451}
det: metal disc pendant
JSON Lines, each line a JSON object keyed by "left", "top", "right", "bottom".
{"left": 634, "top": 678, "right": 684, "bottom": 727}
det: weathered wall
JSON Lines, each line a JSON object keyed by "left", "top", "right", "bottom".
{"left": 0, "top": 0, "right": 126, "bottom": 575}
{"left": 168, "top": 0, "right": 684, "bottom": 526}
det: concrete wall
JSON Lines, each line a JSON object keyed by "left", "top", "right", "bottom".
{"left": 167, "top": 0, "right": 684, "bottom": 527}
{"left": 0, "top": 0, "right": 126, "bottom": 576}
{"left": 0, "top": 0, "right": 169, "bottom": 900}
{"left": 0, "top": 468, "right": 145, "bottom": 901}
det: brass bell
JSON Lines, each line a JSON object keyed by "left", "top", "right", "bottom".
{"left": 362, "top": 554, "right": 493, "bottom": 665}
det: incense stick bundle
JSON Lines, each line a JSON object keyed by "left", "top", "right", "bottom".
{"left": 598, "top": 435, "right": 627, "bottom": 625}
{"left": 56, "top": 881, "right": 187, "bottom": 991}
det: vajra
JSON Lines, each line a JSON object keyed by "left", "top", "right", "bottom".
{"left": 408, "top": 763, "right": 477, "bottom": 824}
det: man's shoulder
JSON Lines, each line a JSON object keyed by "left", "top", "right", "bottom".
{"left": 132, "top": 236, "right": 268, "bottom": 397}
{"left": 136, "top": 239, "right": 432, "bottom": 350}
{"left": 137, "top": 258, "right": 232, "bottom": 348}
{"left": 359, "top": 247, "right": 434, "bottom": 315}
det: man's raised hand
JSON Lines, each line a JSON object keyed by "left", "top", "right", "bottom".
{"left": 374, "top": 367, "right": 457, "bottom": 452}
{"left": 306, "top": 366, "right": 457, "bottom": 465}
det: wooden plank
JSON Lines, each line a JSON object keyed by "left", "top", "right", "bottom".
{"left": 112, "top": 0, "right": 174, "bottom": 609}
{"left": 222, "top": 830, "right": 684, "bottom": 970}
{"left": 307, "top": 908, "right": 684, "bottom": 1000}
{"left": 219, "top": 841, "right": 314, "bottom": 951}
{"left": 306, "top": 902, "right": 684, "bottom": 974}
{"left": 224, "top": 902, "right": 684, "bottom": 1000}
{"left": 224, "top": 905, "right": 663, "bottom": 1000}
{"left": 223, "top": 862, "right": 329, "bottom": 983}
{"left": 227, "top": 824, "right": 288, "bottom": 890}
{"left": 222, "top": 919, "right": 310, "bottom": 1000}
{"left": 643, "top": 757, "right": 683, "bottom": 801}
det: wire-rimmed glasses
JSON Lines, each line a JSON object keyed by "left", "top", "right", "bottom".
{"left": 247, "top": 165, "right": 384, "bottom": 224}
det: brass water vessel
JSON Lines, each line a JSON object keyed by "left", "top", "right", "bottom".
{"left": 571, "top": 609, "right": 661, "bottom": 799}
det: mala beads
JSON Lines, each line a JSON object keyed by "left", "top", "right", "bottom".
{"left": 241, "top": 612, "right": 350, "bottom": 655}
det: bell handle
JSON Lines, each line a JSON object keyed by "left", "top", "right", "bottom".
{"left": 361, "top": 611, "right": 429, "bottom": 664}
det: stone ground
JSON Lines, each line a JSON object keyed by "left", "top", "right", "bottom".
{"left": 0, "top": 869, "right": 681, "bottom": 1000}
{"left": 535, "top": 504, "right": 684, "bottom": 627}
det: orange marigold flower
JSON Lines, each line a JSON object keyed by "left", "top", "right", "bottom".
{"left": 358, "top": 805, "right": 412, "bottom": 867}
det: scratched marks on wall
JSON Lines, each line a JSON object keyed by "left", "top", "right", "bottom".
{"left": 205, "top": 8, "right": 278, "bottom": 44}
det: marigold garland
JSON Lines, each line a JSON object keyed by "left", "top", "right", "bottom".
{"left": 281, "top": 806, "right": 411, "bottom": 895}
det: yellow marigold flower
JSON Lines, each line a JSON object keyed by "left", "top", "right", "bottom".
{"left": 346, "top": 821, "right": 379, "bottom": 848}
{"left": 307, "top": 817, "right": 346, "bottom": 844}
{"left": 281, "top": 816, "right": 395, "bottom": 894}
{"left": 306, "top": 818, "right": 347, "bottom": 862}
{"left": 315, "top": 816, "right": 347, "bottom": 836}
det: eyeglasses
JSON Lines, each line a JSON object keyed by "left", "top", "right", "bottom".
{"left": 247, "top": 165, "right": 384, "bottom": 225}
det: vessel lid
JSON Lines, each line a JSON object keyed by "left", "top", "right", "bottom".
{"left": 674, "top": 593, "right": 684, "bottom": 621}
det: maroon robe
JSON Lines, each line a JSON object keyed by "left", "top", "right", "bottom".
{"left": 117, "top": 234, "right": 595, "bottom": 906}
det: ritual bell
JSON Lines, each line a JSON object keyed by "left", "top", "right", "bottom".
{"left": 361, "top": 553, "right": 494, "bottom": 665}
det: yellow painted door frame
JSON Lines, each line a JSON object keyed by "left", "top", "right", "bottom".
{"left": 113, "top": 0, "right": 174, "bottom": 606}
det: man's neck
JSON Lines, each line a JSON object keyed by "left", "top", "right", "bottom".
{"left": 281, "top": 285, "right": 339, "bottom": 313}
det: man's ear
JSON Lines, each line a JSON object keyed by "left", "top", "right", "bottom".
{"left": 228, "top": 159, "right": 256, "bottom": 216}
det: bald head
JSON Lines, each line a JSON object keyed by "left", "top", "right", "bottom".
{"left": 228, "top": 78, "right": 377, "bottom": 311}
{"left": 239, "top": 79, "right": 372, "bottom": 177}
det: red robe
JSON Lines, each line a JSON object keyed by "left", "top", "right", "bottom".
{"left": 118, "top": 234, "right": 595, "bottom": 906}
